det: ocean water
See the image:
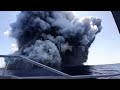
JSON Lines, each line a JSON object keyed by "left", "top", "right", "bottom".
{"left": 62, "top": 64, "right": 120, "bottom": 79}
{"left": 1, "top": 64, "right": 120, "bottom": 79}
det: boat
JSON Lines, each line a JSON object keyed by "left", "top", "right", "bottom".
{"left": 0, "top": 54, "right": 120, "bottom": 79}
{"left": 0, "top": 11, "right": 120, "bottom": 79}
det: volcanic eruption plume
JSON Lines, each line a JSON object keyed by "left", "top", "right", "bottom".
{"left": 5, "top": 11, "right": 102, "bottom": 70}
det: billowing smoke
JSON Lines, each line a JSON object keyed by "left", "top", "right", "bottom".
{"left": 5, "top": 11, "right": 102, "bottom": 70}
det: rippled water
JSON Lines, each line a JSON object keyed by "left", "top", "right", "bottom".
{"left": 91, "top": 64, "right": 120, "bottom": 79}
{"left": 61, "top": 64, "right": 120, "bottom": 79}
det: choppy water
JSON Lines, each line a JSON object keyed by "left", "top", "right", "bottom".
{"left": 62, "top": 64, "right": 120, "bottom": 79}
{"left": 1, "top": 63, "right": 120, "bottom": 79}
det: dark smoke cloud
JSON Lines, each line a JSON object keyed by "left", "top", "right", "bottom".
{"left": 5, "top": 11, "right": 102, "bottom": 70}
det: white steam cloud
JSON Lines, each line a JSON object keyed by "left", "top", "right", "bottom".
{"left": 11, "top": 43, "right": 18, "bottom": 52}
{"left": 3, "top": 30, "right": 11, "bottom": 37}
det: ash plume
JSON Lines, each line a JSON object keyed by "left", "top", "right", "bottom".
{"left": 5, "top": 11, "right": 102, "bottom": 70}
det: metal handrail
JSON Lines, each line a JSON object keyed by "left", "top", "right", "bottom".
{"left": 0, "top": 75, "right": 22, "bottom": 79}
{"left": 19, "top": 55, "right": 71, "bottom": 77}
{"left": 0, "top": 55, "right": 120, "bottom": 79}
{"left": 19, "top": 73, "right": 120, "bottom": 79}
{"left": 0, "top": 55, "right": 71, "bottom": 77}
{"left": 3, "top": 58, "right": 11, "bottom": 76}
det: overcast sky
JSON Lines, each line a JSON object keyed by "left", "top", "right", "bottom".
{"left": 0, "top": 11, "right": 120, "bottom": 68}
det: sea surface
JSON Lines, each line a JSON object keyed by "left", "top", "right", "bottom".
{"left": 1, "top": 63, "right": 120, "bottom": 79}
{"left": 62, "top": 64, "right": 120, "bottom": 79}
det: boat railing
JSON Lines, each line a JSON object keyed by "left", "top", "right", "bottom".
{"left": 0, "top": 55, "right": 120, "bottom": 79}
